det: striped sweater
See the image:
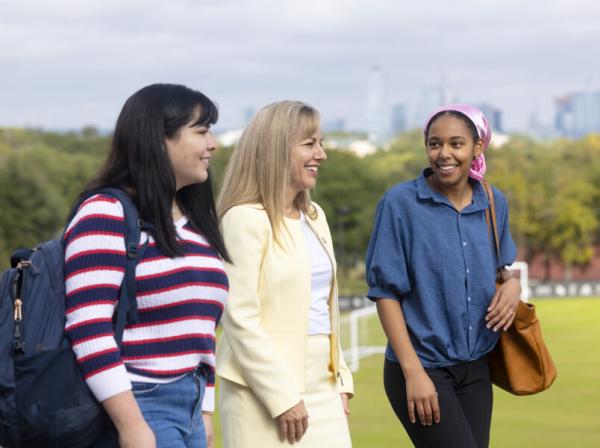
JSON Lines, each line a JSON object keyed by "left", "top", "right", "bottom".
{"left": 64, "top": 194, "right": 228, "bottom": 412}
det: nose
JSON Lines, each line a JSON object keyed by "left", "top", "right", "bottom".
{"left": 207, "top": 132, "right": 218, "bottom": 151}
{"left": 314, "top": 142, "right": 327, "bottom": 161}
{"left": 438, "top": 142, "right": 451, "bottom": 159}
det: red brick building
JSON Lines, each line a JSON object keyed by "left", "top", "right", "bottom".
{"left": 519, "top": 246, "right": 600, "bottom": 281}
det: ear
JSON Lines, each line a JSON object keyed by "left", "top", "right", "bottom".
{"left": 473, "top": 138, "right": 484, "bottom": 159}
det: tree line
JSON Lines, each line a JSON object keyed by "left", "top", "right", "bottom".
{"left": 1, "top": 127, "right": 599, "bottom": 289}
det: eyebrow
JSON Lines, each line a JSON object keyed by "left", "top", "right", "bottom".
{"left": 428, "top": 135, "right": 466, "bottom": 141}
{"left": 190, "top": 123, "right": 209, "bottom": 129}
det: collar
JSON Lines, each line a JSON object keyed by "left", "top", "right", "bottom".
{"left": 416, "top": 168, "right": 489, "bottom": 213}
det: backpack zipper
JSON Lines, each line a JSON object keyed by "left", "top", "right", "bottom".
{"left": 13, "top": 260, "right": 30, "bottom": 322}
{"left": 13, "top": 260, "right": 30, "bottom": 355}
{"left": 14, "top": 298, "right": 22, "bottom": 321}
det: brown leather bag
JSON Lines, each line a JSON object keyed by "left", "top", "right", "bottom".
{"left": 482, "top": 181, "right": 557, "bottom": 395}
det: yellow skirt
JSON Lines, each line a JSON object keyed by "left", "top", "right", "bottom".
{"left": 219, "top": 335, "right": 352, "bottom": 447}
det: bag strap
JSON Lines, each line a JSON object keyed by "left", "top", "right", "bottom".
{"left": 97, "top": 188, "right": 153, "bottom": 344}
{"left": 481, "top": 181, "right": 504, "bottom": 282}
{"left": 66, "top": 188, "right": 153, "bottom": 345}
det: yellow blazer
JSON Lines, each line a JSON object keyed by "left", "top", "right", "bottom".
{"left": 216, "top": 202, "right": 354, "bottom": 418}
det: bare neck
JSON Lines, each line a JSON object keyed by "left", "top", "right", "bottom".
{"left": 427, "top": 176, "right": 473, "bottom": 212}
{"left": 284, "top": 189, "right": 301, "bottom": 219}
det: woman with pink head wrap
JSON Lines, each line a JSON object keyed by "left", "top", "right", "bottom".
{"left": 424, "top": 103, "right": 492, "bottom": 181}
{"left": 365, "top": 104, "right": 522, "bottom": 447}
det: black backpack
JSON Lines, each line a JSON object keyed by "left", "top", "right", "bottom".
{"left": 0, "top": 188, "right": 149, "bottom": 448}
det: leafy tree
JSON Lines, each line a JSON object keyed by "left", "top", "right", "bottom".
{"left": 209, "top": 145, "right": 233, "bottom": 195}
{"left": 0, "top": 134, "right": 105, "bottom": 267}
{"left": 1, "top": 125, "right": 599, "bottom": 288}
{"left": 313, "top": 150, "right": 385, "bottom": 268}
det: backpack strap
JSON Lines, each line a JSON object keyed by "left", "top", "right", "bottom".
{"left": 67, "top": 188, "right": 153, "bottom": 345}
{"left": 10, "top": 248, "right": 34, "bottom": 268}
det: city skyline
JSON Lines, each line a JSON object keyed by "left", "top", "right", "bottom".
{"left": 1, "top": 0, "right": 599, "bottom": 133}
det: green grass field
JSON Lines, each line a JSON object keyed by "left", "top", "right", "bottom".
{"left": 213, "top": 298, "right": 600, "bottom": 447}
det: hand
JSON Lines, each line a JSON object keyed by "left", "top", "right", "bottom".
{"left": 276, "top": 400, "right": 309, "bottom": 444}
{"left": 118, "top": 420, "right": 156, "bottom": 448}
{"left": 101, "top": 391, "right": 156, "bottom": 448}
{"left": 486, "top": 277, "right": 522, "bottom": 332}
{"left": 340, "top": 393, "right": 351, "bottom": 416}
{"left": 202, "top": 412, "right": 214, "bottom": 448}
{"left": 405, "top": 369, "right": 440, "bottom": 426}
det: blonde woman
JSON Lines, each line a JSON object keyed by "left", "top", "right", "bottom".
{"left": 216, "top": 101, "right": 354, "bottom": 447}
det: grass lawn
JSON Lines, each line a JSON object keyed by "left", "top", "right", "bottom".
{"left": 212, "top": 298, "right": 600, "bottom": 447}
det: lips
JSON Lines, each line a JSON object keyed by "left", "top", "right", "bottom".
{"left": 305, "top": 165, "right": 319, "bottom": 174}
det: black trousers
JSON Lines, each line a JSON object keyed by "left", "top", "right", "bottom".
{"left": 384, "top": 357, "right": 493, "bottom": 448}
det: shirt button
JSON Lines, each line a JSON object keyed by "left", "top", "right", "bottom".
{"left": 463, "top": 241, "right": 467, "bottom": 246}
{"left": 467, "top": 296, "right": 471, "bottom": 302}
{"left": 466, "top": 268, "right": 470, "bottom": 274}
{"left": 469, "top": 326, "right": 473, "bottom": 331}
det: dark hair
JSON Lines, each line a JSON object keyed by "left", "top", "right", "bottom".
{"left": 424, "top": 110, "right": 480, "bottom": 143}
{"left": 82, "top": 83, "right": 230, "bottom": 261}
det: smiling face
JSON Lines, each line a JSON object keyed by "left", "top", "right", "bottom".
{"left": 288, "top": 127, "right": 327, "bottom": 197}
{"left": 425, "top": 113, "right": 483, "bottom": 192}
{"left": 165, "top": 108, "right": 217, "bottom": 190}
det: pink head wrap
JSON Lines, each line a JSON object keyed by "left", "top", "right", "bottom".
{"left": 423, "top": 104, "right": 492, "bottom": 181}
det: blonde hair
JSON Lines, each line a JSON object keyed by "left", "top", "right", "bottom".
{"left": 218, "top": 100, "right": 320, "bottom": 244}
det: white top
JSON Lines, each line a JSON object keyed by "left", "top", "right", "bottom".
{"left": 300, "top": 213, "right": 332, "bottom": 335}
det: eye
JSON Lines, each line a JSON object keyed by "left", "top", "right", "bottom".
{"left": 451, "top": 140, "right": 465, "bottom": 148}
{"left": 427, "top": 141, "right": 440, "bottom": 149}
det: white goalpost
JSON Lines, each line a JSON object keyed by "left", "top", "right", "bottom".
{"left": 507, "top": 261, "right": 529, "bottom": 301}
{"left": 343, "top": 305, "right": 384, "bottom": 373}
{"left": 341, "top": 262, "right": 529, "bottom": 372}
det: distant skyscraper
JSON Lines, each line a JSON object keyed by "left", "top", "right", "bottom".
{"left": 414, "top": 84, "right": 446, "bottom": 129}
{"left": 366, "top": 65, "right": 390, "bottom": 145}
{"left": 391, "top": 103, "right": 408, "bottom": 135}
{"left": 555, "top": 96, "right": 574, "bottom": 136}
{"left": 555, "top": 90, "right": 600, "bottom": 137}
{"left": 476, "top": 103, "right": 503, "bottom": 133}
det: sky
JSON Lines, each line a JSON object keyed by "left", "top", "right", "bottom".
{"left": 1, "top": 0, "right": 599, "bottom": 133}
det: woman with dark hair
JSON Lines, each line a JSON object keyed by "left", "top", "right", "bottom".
{"left": 366, "top": 104, "right": 521, "bottom": 447}
{"left": 64, "top": 83, "right": 229, "bottom": 448}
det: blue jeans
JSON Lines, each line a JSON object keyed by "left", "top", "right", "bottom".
{"left": 93, "top": 368, "right": 207, "bottom": 448}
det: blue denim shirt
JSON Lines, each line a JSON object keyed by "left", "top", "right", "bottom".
{"left": 365, "top": 169, "right": 516, "bottom": 367}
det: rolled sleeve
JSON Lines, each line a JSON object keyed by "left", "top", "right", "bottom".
{"left": 365, "top": 193, "right": 412, "bottom": 301}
